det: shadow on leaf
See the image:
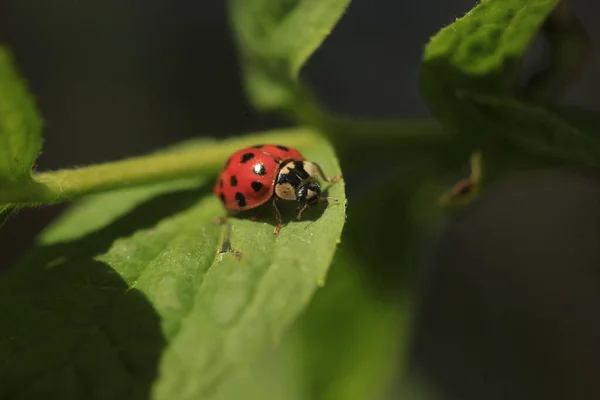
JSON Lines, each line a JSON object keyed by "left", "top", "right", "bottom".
{"left": 0, "top": 184, "right": 211, "bottom": 400}
{"left": 224, "top": 188, "right": 331, "bottom": 232}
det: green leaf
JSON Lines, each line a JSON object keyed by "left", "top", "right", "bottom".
{"left": 420, "top": 0, "right": 561, "bottom": 137}
{"left": 0, "top": 136, "right": 346, "bottom": 400}
{"left": 0, "top": 46, "right": 43, "bottom": 182}
{"left": 210, "top": 332, "right": 308, "bottom": 400}
{"left": 460, "top": 91, "right": 600, "bottom": 166}
{"left": 229, "top": 0, "right": 350, "bottom": 111}
{"left": 521, "top": 2, "right": 591, "bottom": 102}
{"left": 296, "top": 166, "right": 443, "bottom": 400}
{"left": 208, "top": 249, "right": 406, "bottom": 400}
{"left": 196, "top": 166, "right": 444, "bottom": 400}
{"left": 296, "top": 250, "right": 406, "bottom": 400}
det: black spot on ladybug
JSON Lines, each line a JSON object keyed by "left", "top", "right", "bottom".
{"left": 253, "top": 163, "right": 266, "bottom": 176}
{"left": 251, "top": 181, "right": 263, "bottom": 192}
{"left": 219, "top": 192, "right": 226, "bottom": 204}
{"left": 276, "top": 145, "right": 289, "bottom": 151}
{"left": 240, "top": 153, "right": 255, "bottom": 163}
{"left": 235, "top": 192, "right": 247, "bottom": 207}
{"left": 291, "top": 161, "right": 310, "bottom": 179}
{"left": 219, "top": 178, "right": 224, "bottom": 188}
{"left": 252, "top": 144, "right": 264, "bottom": 149}
{"left": 230, "top": 175, "right": 238, "bottom": 187}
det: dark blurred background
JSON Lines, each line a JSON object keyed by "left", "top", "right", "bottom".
{"left": 1, "top": 0, "right": 600, "bottom": 399}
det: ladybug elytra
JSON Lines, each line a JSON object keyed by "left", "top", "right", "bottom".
{"left": 214, "top": 144, "right": 342, "bottom": 235}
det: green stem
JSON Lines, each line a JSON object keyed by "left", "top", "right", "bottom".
{"left": 326, "top": 115, "right": 461, "bottom": 168}
{"left": 284, "top": 87, "right": 455, "bottom": 162}
{"left": 1, "top": 117, "right": 453, "bottom": 207}
{"left": 1, "top": 128, "right": 319, "bottom": 205}
{"left": 328, "top": 116, "right": 447, "bottom": 145}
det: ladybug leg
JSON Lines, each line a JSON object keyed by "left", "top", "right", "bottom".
{"left": 296, "top": 197, "right": 340, "bottom": 220}
{"left": 272, "top": 198, "right": 283, "bottom": 235}
{"left": 312, "top": 162, "right": 342, "bottom": 183}
{"left": 296, "top": 203, "right": 310, "bottom": 220}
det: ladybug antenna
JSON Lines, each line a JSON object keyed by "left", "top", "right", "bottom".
{"left": 296, "top": 196, "right": 339, "bottom": 220}
{"left": 311, "top": 162, "right": 342, "bottom": 183}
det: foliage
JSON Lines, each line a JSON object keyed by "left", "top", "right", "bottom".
{"left": 0, "top": 0, "right": 597, "bottom": 399}
{"left": 0, "top": 48, "right": 42, "bottom": 184}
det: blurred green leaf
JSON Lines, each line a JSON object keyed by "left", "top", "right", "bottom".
{"left": 461, "top": 91, "right": 600, "bottom": 166}
{"left": 229, "top": 0, "right": 350, "bottom": 111}
{"left": 521, "top": 2, "right": 591, "bottom": 102}
{"left": 296, "top": 251, "right": 407, "bottom": 400}
{"left": 295, "top": 165, "right": 443, "bottom": 400}
{"left": 344, "top": 165, "right": 443, "bottom": 292}
{"left": 0, "top": 137, "right": 346, "bottom": 400}
{"left": 0, "top": 45, "right": 43, "bottom": 226}
{"left": 210, "top": 250, "right": 408, "bottom": 400}
{"left": 420, "top": 0, "right": 561, "bottom": 137}
{"left": 205, "top": 246, "right": 411, "bottom": 400}
{"left": 211, "top": 332, "right": 308, "bottom": 400}
{"left": 0, "top": 47, "right": 42, "bottom": 183}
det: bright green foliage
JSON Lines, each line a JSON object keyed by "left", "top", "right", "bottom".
{"left": 0, "top": 0, "right": 599, "bottom": 399}
{"left": 229, "top": 0, "right": 350, "bottom": 110}
{"left": 0, "top": 47, "right": 43, "bottom": 216}
{"left": 420, "top": 0, "right": 600, "bottom": 180}
{"left": 0, "top": 138, "right": 346, "bottom": 400}
{"left": 423, "top": 0, "right": 560, "bottom": 76}
{"left": 0, "top": 47, "right": 42, "bottom": 182}
{"left": 420, "top": 0, "right": 560, "bottom": 137}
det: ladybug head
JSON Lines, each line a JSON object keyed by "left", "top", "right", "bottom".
{"left": 296, "top": 181, "right": 321, "bottom": 205}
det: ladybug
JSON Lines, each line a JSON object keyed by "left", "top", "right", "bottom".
{"left": 214, "top": 144, "right": 342, "bottom": 235}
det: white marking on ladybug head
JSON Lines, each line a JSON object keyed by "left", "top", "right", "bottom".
{"left": 275, "top": 182, "right": 296, "bottom": 200}
{"left": 301, "top": 161, "right": 319, "bottom": 180}
{"left": 305, "top": 188, "right": 318, "bottom": 201}
{"left": 280, "top": 161, "right": 295, "bottom": 174}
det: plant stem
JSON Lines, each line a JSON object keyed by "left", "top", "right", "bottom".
{"left": 328, "top": 116, "right": 447, "bottom": 145}
{"left": 325, "top": 115, "right": 457, "bottom": 167}
{"left": 286, "top": 90, "right": 454, "bottom": 160}
{"left": 0, "top": 128, "right": 319, "bottom": 205}
{"left": 0, "top": 119, "right": 452, "bottom": 207}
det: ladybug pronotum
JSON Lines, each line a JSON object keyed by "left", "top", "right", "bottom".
{"left": 213, "top": 144, "right": 342, "bottom": 235}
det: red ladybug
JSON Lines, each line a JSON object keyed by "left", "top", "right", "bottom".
{"left": 214, "top": 144, "right": 342, "bottom": 235}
